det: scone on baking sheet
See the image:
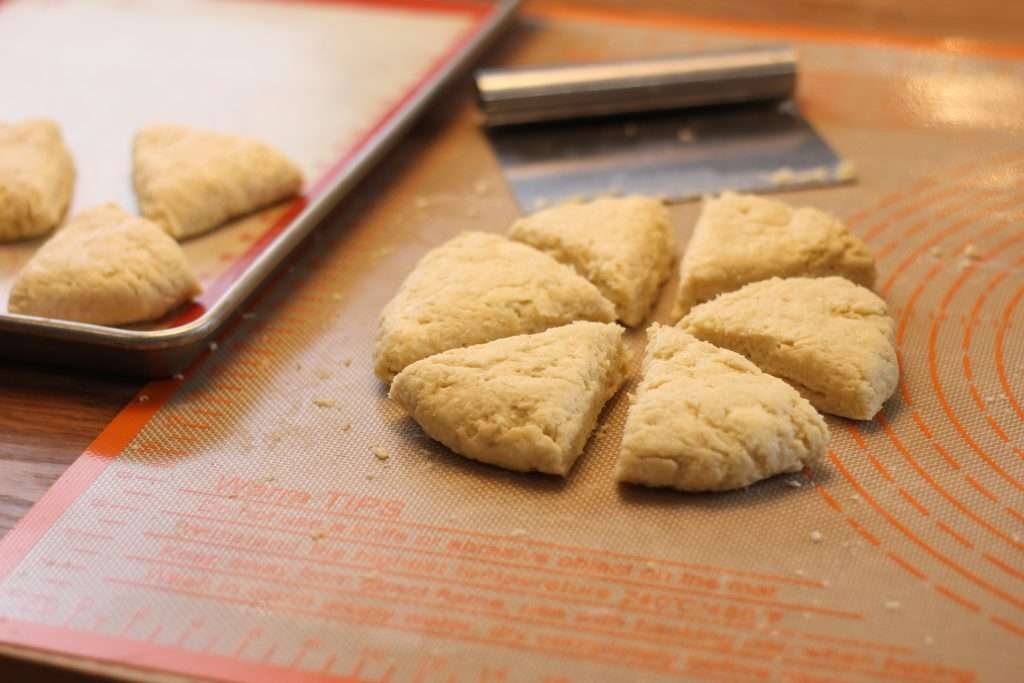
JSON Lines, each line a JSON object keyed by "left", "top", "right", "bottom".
{"left": 617, "top": 325, "right": 828, "bottom": 491}
{"left": 508, "top": 195, "right": 676, "bottom": 326}
{"left": 8, "top": 203, "right": 201, "bottom": 325}
{"left": 132, "top": 124, "right": 303, "bottom": 239}
{"left": 673, "top": 192, "right": 875, "bottom": 318}
{"left": 679, "top": 276, "right": 898, "bottom": 420}
{"left": 390, "top": 321, "right": 628, "bottom": 476}
{"left": 0, "top": 119, "right": 75, "bottom": 242}
{"left": 373, "top": 231, "right": 616, "bottom": 382}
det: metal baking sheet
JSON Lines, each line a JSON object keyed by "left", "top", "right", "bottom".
{"left": 0, "top": 0, "right": 518, "bottom": 377}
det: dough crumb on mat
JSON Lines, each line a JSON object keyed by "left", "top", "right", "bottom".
{"left": 389, "top": 321, "right": 628, "bottom": 476}
{"left": 835, "top": 159, "right": 858, "bottom": 181}
{"left": 673, "top": 192, "right": 876, "bottom": 318}
{"left": 679, "top": 276, "right": 898, "bottom": 420}
{"left": 810, "top": 530, "right": 824, "bottom": 543}
{"left": 312, "top": 397, "right": 336, "bottom": 408}
{"left": 616, "top": 325, "right": 827, "bottom": 492}
{"left": 0, "top": 118, "right": 75, "bottom": 242}
{"left": 8, "top": 203, "right": 200, "bottom": 325}
{"left": 373, "top": 231, "right": 615, "bottom": 382}
{"left": 508, "top": 195, "right": 676, "bottom": 327}
{"left": 372, "top": 447, "right": 389, "bottom": 461}
{"left": 132, "top": 123, "right": 302, "bottom": 239}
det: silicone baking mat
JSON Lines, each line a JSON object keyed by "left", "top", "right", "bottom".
{"left": 1, "top": 4, "right": 1023, "bottom": 681}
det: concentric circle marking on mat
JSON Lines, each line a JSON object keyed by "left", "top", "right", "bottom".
{"left": 826, "top": 445, "right": 1024, "bottom": 615}
{"left": 928, "top": 239, "right": 1024, "bottom": 496}
{"left": 882, "top": 192, "right": 1024, "bottom": 296}
{"left": 848, "top": 151, "right": 1024, "bottom": 241}
{"left": 995, "top": 283, "right": 1024, "bottom": 424}
{"left": 811, "top": 166, "right": 1024, "bottom": 628}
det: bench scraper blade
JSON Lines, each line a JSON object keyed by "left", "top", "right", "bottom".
{"left": 476, "top": 45, "right": 852, "bottom": 211}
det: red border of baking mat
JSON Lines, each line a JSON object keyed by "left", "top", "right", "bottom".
{"left": 0, "top": 0, "right": 490, "bottom": 677}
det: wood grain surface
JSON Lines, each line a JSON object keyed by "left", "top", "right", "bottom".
{"left": 0, "top": 0, "right": 1019, "bottom": 540}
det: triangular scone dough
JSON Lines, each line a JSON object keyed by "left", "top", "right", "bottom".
{"left": 679, "top": 277, "right": 898, "bottom": 420}
{"left": 374, "top": 231, "right": 616, "bottom": 382}
{"left": 0, "top": 119, "right": 75, "bottom": 242}
{"left": 390, "top": 321, "right": 628, "bottom": 475}
{"left": 508, "top": 196, "right": 676, "bottom": 326}
{"left": 673, "top": 192, "right": 875, "bottom": 318}
{"left": 617, "top": 325, "right": 828, "bottom": 491}
{"left": 132, "top": 124, "right": 302, "bottom": 239}
{"left": 8, "top": 204, "right": 201, "bottom": 325}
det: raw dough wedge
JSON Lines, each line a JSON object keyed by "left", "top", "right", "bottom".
{"left": 390, "top": 321, "right": 628, "bottom": 475}
{"left": 132, "top": 124, "right": 302, "bottom": 239}
{"left": 374, "top": 231, "right": 616, "bottom": 382}
{"left": 673, "top": 192, "right": 875, "bottom": 317}
{"left": 508, "top": 195, "right": 676, "bottom": 326}
{"left": 617, "top": 325, "right": 828, "bottom": 491}
{"left": 679, "top": 277, "right": 898, "bottom": 420}
{"left": 0, "top": 119, "right": 75, "bottom": 242}
{"left": 8, "top": 204, "right": 201, "bottom": 325}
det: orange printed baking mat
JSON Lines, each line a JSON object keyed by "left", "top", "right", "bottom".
{"left": 0, "top": 2, "right": 1022, "bottom": 681}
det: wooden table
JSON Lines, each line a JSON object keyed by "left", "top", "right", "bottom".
{"left": 0, "top": 0, "right": 1021, "bottom": 539}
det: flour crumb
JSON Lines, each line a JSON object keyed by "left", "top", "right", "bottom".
{"left": 310, "top": 529, "right": 327, "bottom": 541}
{"left": 138, "top": 394, "right": 150, "bottom": 403}
{"left": 509, "top": 528, "right": 528, "bottom": 538}
{"left": 208, "top": 341, "right": 219, "bottom": 352}
{"left": 317, "top": 369, "right": 331, "bottom": 380}
{"left": 675, "top": 128, "right": 696, "bottom": 143}
{"left": 341, "top": 422, "right": 352, "bottom": 432}
{"left": 645, "top": 561, "right": 656, "bottom": 570}
{"left": 984, "top": 394, "right": 997, "bottom": 403}
{"left": 770, "top": 167, "right": 795, "bottom": 185}
{"left": 785, "top": 479, "right": 803, "bottom": 488}
{"left": 414, "top": 196, "right": 430, "bottom": 209}
{"left": 343, "top": 358, "right": 353, "bottom": 367}
{"left": 366, "top": 474, "right": 376, "bottom": 481}
{"left": 794, "top": 569, "right": 806, "bottom": 577}
{"left": 884, "top": 600, "right": 902, "bottom": 611}
{"left": 929, "top": 245, "right": 943, "bottom": 258}
{"left": 331, "top": 293, "right": 344, "bottom": 302}
{"left": 849, "top": 493, "right": 861, "bottom": 502}
{"left": 312, "top": 398, "right": 336, "bottom": 408}
{"left": 173, "top": 373, "right": 185, "bottom": 381}
{"left": 924, "top": 635, "right": 935, "bottom": 646}
{"left": 809, "top": 531, "right": 823, "bottom": 543}
{"left": 835, "top": 159, "right": 857, "bottom": 181}
{"left": 472, "top": 180, "right": 490, "bottom": 195}
{"left": 372, "top": 447, "right": 389, "bottom": 461}
{"left": 963, "top": 244, "right": 980, "bottom": 260}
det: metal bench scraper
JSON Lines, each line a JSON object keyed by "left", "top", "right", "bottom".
{"left": 476, "top": 45, "right": 851, "bottom": 210}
